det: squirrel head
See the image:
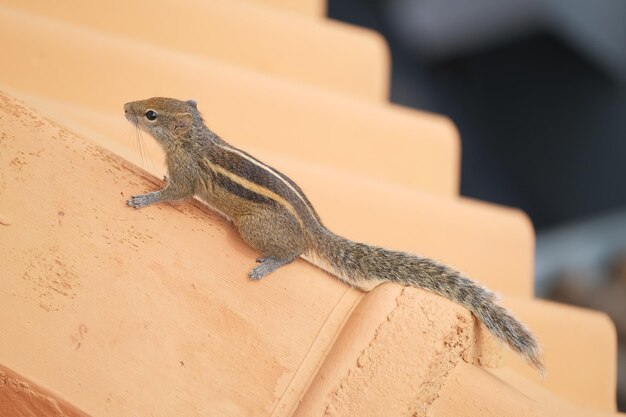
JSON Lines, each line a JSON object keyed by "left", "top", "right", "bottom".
{"left": 124, "top": 97, "right": 200, "bottom": 147}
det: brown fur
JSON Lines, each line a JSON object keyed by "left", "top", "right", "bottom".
{"left": 124, "top": 97, "right": 545, "bottom": 374}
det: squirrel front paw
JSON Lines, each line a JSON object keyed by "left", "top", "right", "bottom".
{"left": 127, "top": 193, "right": 153, "bottom": 209}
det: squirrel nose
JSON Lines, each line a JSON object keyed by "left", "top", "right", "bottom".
{"left": 124, "top": 103, "right": 136, "bottom": 124}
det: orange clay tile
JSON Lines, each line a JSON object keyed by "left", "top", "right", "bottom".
{"left": 1, "top": 0, "right": 386, "bottom": 100}
{"left": 430, "top": 362, "right": 623, "bottom": 417}
{"left": 247, "top": 0, "right": 326, "bottom": 17}
{"left": 294, "top": 284, "right": 621, "bottom": 416}
{"left": 503, "top": 297, "right": 618, "bottom": 412}
{"left": 0, "top": 365, "right": 88, "bottom": 417}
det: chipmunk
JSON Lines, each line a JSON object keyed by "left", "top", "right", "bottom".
{"left": 124, "top": 97, "right": 544, "bottom": 374}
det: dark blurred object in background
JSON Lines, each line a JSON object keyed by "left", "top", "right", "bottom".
{"left": 329, "top": 0, "right": 626, "bottom": 231}
{"left": 329, "top": 0, "right": 626, "bottom": 410}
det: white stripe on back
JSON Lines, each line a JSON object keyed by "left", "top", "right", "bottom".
{"left": 216, "top": 143, "right": 318, "bottom": 220}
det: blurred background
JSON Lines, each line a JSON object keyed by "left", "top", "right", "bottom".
{"left": 328, "top": 0, "right": 626, "bottom": 410}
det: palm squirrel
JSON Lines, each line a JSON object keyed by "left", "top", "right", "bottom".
{"left": 124, "top": 97, "right": 544, "bottom": 374}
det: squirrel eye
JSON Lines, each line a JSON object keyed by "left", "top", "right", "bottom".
{"left": 145, "top": 110, "right": 157, "bottom": 121}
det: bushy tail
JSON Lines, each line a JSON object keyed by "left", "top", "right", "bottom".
{"left": 310, "top": 230, "right": 545, "bottom": 374}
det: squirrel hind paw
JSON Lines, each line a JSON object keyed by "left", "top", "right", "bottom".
{"left": 248, "top": 257, "right": 293, "bottom": 280}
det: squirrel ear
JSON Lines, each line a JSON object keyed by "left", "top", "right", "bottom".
{"left": 186, "top": 99, "right": 197, "bottom": 109}
{"left": 172, "top": 112, "right": 192, "bottom": 135}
